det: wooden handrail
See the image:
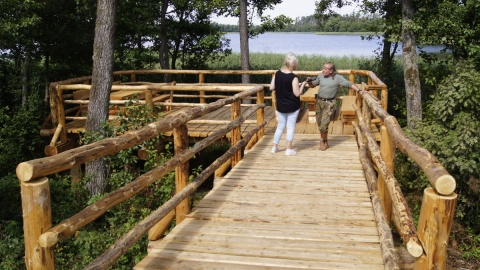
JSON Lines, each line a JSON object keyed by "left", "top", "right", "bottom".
{"left": 354, "top": 90, "right": 457, "bottom": 269}
{"left": 353, "top": 122, "right": 400, "bottom": 269}
{"left": 38, "top": 104, "right": 264, "bottom": 248}
{"left": 361, "top": 93, "right": 456, "bottom": 195}
{"left": 84, "top": 121, "right": 267, "bottom": 270}
{"left": 18, "top": 84, "right": 266, "bottom": 270}
{"left": 17, "top": 86, "right": 262, "bottom": 182}
{"left": 354, "top": 103, "right": 423, "bottom": 258}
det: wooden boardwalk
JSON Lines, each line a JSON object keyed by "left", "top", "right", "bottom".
{"left": 135, "top": 134, "right": 384, "bottom": 269}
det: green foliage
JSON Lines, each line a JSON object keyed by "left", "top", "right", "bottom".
{"left": 0, "top": 95, "right": 47, "bottom": 173}
{"left": 458, "top": 227, "right": 480, "bottom": 260}
{"left": 415, "top": 0, "right": 480, "bottom": 67}
{"left": 0, "top": 220, "right": 24, "bottom": 270}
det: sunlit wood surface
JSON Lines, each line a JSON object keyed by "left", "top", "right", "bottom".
{"left": 135, "top": 134, "right": 384, "bottom": 270}
{"left": 161, "top": 104, "right": 372, "bottom": 139}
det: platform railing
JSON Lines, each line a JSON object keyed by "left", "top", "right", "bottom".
{"left": 45, "top": 69, "right": 388, "bottom": 145}
{"left": 352, "top": 91, "right": 457, "bottom": 269}
{"left": 16, "top": 85, "right": 265, "bottom": 270}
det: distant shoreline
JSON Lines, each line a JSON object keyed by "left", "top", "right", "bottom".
{"left": 225, "top": 32, "right": 377, "bottom": 35}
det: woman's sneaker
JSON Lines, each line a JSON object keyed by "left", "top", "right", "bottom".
{"left": 285, "top": 149, "right": 297, "bottom": 156}
{"left": 271, "top": 146, "right": 279, "bottom": 153}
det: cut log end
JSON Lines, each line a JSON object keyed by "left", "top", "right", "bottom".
{"left": 45, "top": 145, "right": 58, "bottom": 156}
{"left": 39, "top": 232, "right": 59, "bottom": 248}
{"left": 406, "top": 239, "right": 424, "bottom": 258}
{"left": 435, "top": 175, "right": 456, "bottom": 195}
{"left": 16, "top": 162, "right": 34, "bottom": 182}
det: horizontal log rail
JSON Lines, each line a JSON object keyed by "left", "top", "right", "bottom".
{"left": 18, "top": 84, "right": 266, "bottom": 270}
{"left": 353, "top": 122, "right": 400, "bottom": 269}
{"left": 353, "top": 90, "right": 457, "bottom": 269}
{"left": 19, "top": 86, "right": 262, "bottom": 182}
{"left": 84, "top": 121, "right": 266, "bottom": 270}
{"left": 38, "top": 104, "right": 264, "bottom": 248}
{"left": 45, "top": 69, "right": 388, "bottom": 148}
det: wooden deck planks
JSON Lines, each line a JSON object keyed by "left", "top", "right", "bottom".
{"left": 135, "top": 134, "right": 384, "bottom": 270}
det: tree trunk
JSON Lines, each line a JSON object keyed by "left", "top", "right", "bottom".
{"left": 44, "top": 50, "right": 50, "bottom": 103}
{"left": 159, "top": 0, "right": 171, "bottom": 82}
{"left": 379, "top": 0, "right": 397, "bottom": 89}
{"left": 21, "top": 45, "right": 31, "bottom": 107}
{"left": 402, "top": 0, "right": 422, "bottom": 129}
{"left": 85, "top": 0, "right": 118, "bottom": 196}
{"left": 239, "top": 0, "right": 251, "bottom": 104}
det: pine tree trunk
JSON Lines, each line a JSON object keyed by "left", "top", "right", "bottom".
{"left": 239, "top": 0, "right": 251, "bottom": 104}
{"left": 21, "top": 46, "right": 31, "bottom": 107}
{"left": 159, "top": 0, "right": 171, "bottom": 83}
{"left": 85, "top": 0, "right": 117, "bottom": 196}
{"left": 402, "top": 0, "right": 422, "bottom": 129}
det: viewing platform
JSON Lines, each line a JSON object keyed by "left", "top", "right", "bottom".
{"left": 18, "top": 69, "right": 457, "bottom": 270}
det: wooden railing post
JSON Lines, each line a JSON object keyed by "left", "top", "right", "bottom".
{"left": 381, "top": 86, "right": 388, "bottom": 111}
{"left": 55, "top": 86, "right": 68, "bottom": 143}
{"left": 20, "top": 177, "right": 54, "bottom": 270}
{"left": 174, "top": 124, "right": 189, "bottom": 224}
{"left": 256, "top": 89, "right": 265, "bottom": 138}
{"left": 246, "top": 89, "right": 265, "bottom": 149}
{"left": 415, "top": 187, "right": 457, "bottom": 269}
{"left": 379, "top": 126, "right": 394, "bottom": 222}
{"left": 144, "top": 89, "right": 153, "bottom": 111}
{"left": 199, "top": 73, "right": 206, "bottom": 103}
{"left": 230, "top": 100, "right": 242, "bottom": 166}
{"left": 348, "top": 73, "right": 355, "bottom": 95}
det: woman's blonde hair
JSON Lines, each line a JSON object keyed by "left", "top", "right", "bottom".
{"left": 283, "top": 52, "right": 298, "bottom": 70}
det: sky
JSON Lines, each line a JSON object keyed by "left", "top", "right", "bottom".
{"left": 211, "top": 0, "right": 357, "bottom": 25}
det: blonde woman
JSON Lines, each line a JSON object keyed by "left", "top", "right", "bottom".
{"left": 270, "top": 53, "right": 307, "bottom": 156}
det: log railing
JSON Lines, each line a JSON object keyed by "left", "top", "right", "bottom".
{"left": 352, "top": 91, "right": 457, "bottom": 269}
{"left": 44, "top": 69, "right": 388, "bottom": 146}
{"left": 17, "top": 85, "right": 266, "bottom": 270}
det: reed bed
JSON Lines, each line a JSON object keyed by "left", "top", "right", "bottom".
{"left": 209, "top": 52, "right": 373, "bottom": 71}
{"left": 206, "top": 52, "right": 374, "bottom": 83}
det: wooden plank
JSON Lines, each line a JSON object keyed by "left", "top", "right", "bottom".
{"left": 300, "top": 86, "right": 318, "bottom": 103}
{"left": 137, "top": 134, "right": 385, "bottom": 269}
{"left": 110, "top": 90, "right": 145, "bottom": 100}
{"left": 341, "top": 95, "right": 357, "bottom": 116}
{"left": 136, "top": 250, "right": 383, "bottom": 270}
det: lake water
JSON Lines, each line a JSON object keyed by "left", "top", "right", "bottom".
{"left": 225, "top": 32, "right": 445, "bottom": 57}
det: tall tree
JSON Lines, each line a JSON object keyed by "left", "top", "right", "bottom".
{"left": 85, "top": 0, "right": 118, "bottom": 196}
{"left": 214, "top": 0, "right": 291, "bottom": 85}
{"left": 159, "top": 0, "right": 171, "bottom": 72}
{"left": 239, "top": 0, "right": 250, "bottom": 84}
{"left": 401, "top": 0, "right": 421, "bottom": 128}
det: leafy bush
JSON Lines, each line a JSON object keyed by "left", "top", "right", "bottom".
{"left": 0, "top": 220, "right": 24, "bottom": 270}
{"left": 0, "top": 96, "right": 47, "bottom": 174}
